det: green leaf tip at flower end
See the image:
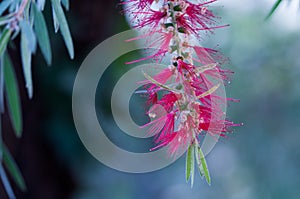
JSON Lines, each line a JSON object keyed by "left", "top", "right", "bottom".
{"left": 265, "top": 0, "right": 282, "bottom": 20}
{"left": 185, "top": 145, "right": 195, "bottom": 187}
{"left": 195, "top": 145, "right": 211, "bottom": 185}
{"left": 185, "top": 139, "right": 211, "bottom": 186}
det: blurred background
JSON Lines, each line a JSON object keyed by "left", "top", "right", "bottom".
{"left": 1, "top": 0, "right": 300, "bottom": 198}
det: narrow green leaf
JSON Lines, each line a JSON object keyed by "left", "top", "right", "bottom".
{"left": 190, "top": 146, "right": 195, "bottom": 187}
{"left": 186, "top": 145, "right": 195, "bottom": 186}
{"left": 10, "top": 28, "right": 20, "bottom": 41}
{"left": 0, "top": 164, "right": 16, "bottom": 199}
{"left": 265, "top": 0, "right": 282, "bottom": 20}
{"left": 21, "top": 26, "right": 33, "bottom": 98}
{"left": 3, "top": 144, "right": 26, "bottom": 191}
{"left": 51, "top": 5, "right": 59, "bottom": 33}
{"left": 0, "top": 114, "right": 2, "bottom": 153}
{"left": 198, "top": 83, "right": 220, "bottom": 99}
{"left": 0, "top": 16, "right": 9, "bottom": 26}
{"left": 61, "top": 0, "right": 69, "bottom": 10}
{"left": 195, "top": 145, "right": 204, "bottom": 177}
{"left": 197, "top": 146, "right": 211, "bottom": 185}
{"left": 23, "top": 0, "right": 31, "bottom": 25}
{"left": 0, "top": 28, "right": 12, "bottom": 56}
{"left": 195, "top": 63, "right": 217, "bottom": 75}
{"left": 29, "top": 1, "right": 35, "bottom": 26}
{"left": 0, "top": 0, "right": 12, "bottom": 16}
{"left": 33, "top": 3, "right": 52, "bottom": 65}
{"left": 0, "top": 57, "right": 4, "bottom": 113}
{"left": 20, "top": 20, "right": 37, "bottom": 53}
{"left": 143, "top": 71, "right": 180, "bottom": 93}
{"left": 8, "top": 0, "right": 18, "bottom": 13}
{"left": 4, "top": 53, "right": 23, "bottom": 137}
{"left": 51, "top": 0, "right": 74, "bottom": 59}
{"left": 36, "top": 0, "right": 46, "bottom": 11}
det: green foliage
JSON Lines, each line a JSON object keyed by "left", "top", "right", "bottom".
{"left": 61, "top": 0, "right": 69, "bottom": 11}
{"left": 3, "top": 53, "right": 22, "bottom": 137}
{"left": 0, "top": 0, "right": 12, "bottom": 16}
{"left": 195, "top": 145, "right": 211, "bottom": 185}
{"left": 186, "top": 142, "right": 211, "bottom": 187}
{"left": 186, "top": 145, "right": 195, "bottom": 187}
{"left": 33, "top": 3, "right": 52, "bottom": 65}
{"left": 266, "top": 0, "right": 283, "bottom": 20}
{"left": 51, "top": 0, "right": 74, "bottom": 59}
{"left": 2, "top": 144, "right": 26, "bottom": 191}
{"left": 0, "top": 0, "right": 74, "bottom": 198}
{"left": 0, "top": 28, "right": 11, "bottom": 56}
{"left": 20, "top": 20, "right": 35, "bottom": 98}
{"left": 265, "top": 0, "right": 296, "bottom": 20}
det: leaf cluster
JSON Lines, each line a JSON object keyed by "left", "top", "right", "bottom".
{"left": 0, "top": 0, "right": 73, "bottom": 198}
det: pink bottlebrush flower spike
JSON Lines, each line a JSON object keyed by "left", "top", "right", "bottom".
{"left": 121, "top": 0, "right": 240, "bottom": 186}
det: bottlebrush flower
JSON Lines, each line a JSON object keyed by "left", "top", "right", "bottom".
{"left": 120, "top": 0, "right": 155, "bottom": 12}
{"left": 133, "top": 9, "right": 167, "bottom": 29}
{"left": 125, "top": 30, "right": 173, "bottom": 64}
{"left": 121, "top": 0, "right": 240, "bottom": 186}
{"left": 185, "top": 1, "right": 218, "bottom": 33}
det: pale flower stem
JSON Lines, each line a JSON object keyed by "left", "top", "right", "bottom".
{"left": 0, "top": 0, "right": 31, "bottom": 30}
{"left": 16, "top": 0, "right": 31, "bottom": 18}
{"left": 168, "top": 1, "right": 182, "bottom": 56}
